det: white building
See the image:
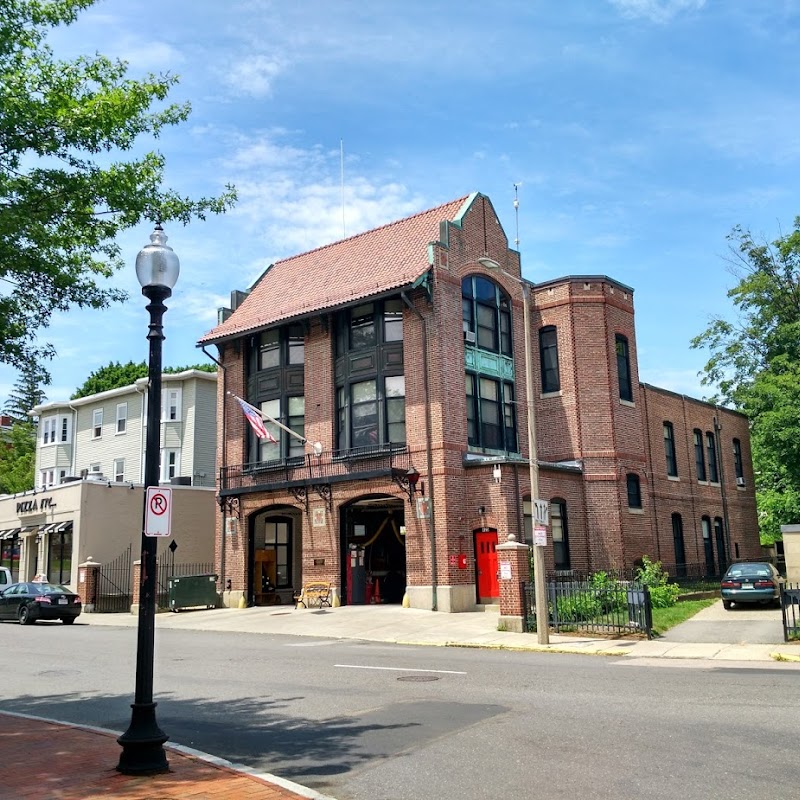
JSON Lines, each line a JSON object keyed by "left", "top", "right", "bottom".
{"left": 0, "top": 370, "right": 219, "bottom": 599}
{"left": 31, "top": 369, "right": 217, "bottom": 488}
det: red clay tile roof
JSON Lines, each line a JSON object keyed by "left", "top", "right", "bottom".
{"left": 198, "top": 194, "right": 472, "bottom": 344}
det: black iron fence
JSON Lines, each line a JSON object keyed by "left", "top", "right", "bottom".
{"left": 95, "top": 545, "right": 133, "bottom": 613}
{"left": 219, "top": 444, "right": 412, "bottom": 493}
{"left": 524, "top": 577, "right": 653, "bottom": 638}
{"left": 781, "top": 584, "right": 800, "bottom": 643}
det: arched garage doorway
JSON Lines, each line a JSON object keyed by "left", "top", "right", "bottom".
{"left": 341, "top": 496, "right": 406, "bottom": 605}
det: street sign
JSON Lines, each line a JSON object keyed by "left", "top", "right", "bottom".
{"left": 145, "top": 486, "right": 173, "bottom": 537}
{"left": 533, "top": 525, "right": 547, "bottom": 547}
{"left": 534, "top": 499, "right": 549, "bottom": 526}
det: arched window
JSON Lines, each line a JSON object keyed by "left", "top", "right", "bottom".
{"left": 663, "top": 421, "right": 677, "bottom": 477}
{"left": 671, "top": 513, "right": 686, "bottom": 577}
{"left": 626, "top": 473, "right": 642, "bottom": 509}
{"left": 539, "top": 326, "right": 560, "bottom": 393}
{"left": 462, "top": 275, "right": 512, "bottom": 356}
{"left": 693, "top": 429, "right": 706, "bottom": 481}
{"left": 615, "top": 333, "right": 633, "bottom": 402}
{"left": 706, "top": 431, "right": 719, "bottom": 483}
{"left": 462, "top": 275, "right": 518, "bottom": 454}
{"left": 550, "top": 499, "right": 570, "bottom": 571}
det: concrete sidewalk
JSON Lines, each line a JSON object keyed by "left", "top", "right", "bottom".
{"left": 78, "top": 601, "right": 800, "bottom": 662}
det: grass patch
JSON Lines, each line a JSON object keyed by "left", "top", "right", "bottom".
{"left": 651, "top": 598, "right": 716, "bottom": 636}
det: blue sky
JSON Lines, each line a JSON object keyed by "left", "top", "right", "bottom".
{"left": 3, "top": 0, "right": 799, "bottom": 405}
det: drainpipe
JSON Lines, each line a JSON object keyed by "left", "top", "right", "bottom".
{"left": 714, "top": 413, "right": 732, "bottom": 565}
{"left": 401, "top": 291, "right": 437, "bottom": 611}
{"left": 202, "top": 346, "right": 227, "bottom": 597}
{"left": 67, "top": 402, "right": 79, "bottom": 479}
{"left": 132, "top": 383, "right": 146, "bottom": 483}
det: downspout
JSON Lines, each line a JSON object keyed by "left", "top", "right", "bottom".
{"left": 202, "top": 345, "right": 227, "bottom": 597}
{"left": 132, "top": 384, "right": 145, "bottom": 483}
{"left": 714, "top": 413, "right": 732, "bottom": 565}
{"left": 401, "top": 291, "right": 437, "bottom": 611}
{"left": 641, "top": 386, "right": 661, "bottom": 561}
{"left": 67, "top": 402, "right": 79, "bottom": 478}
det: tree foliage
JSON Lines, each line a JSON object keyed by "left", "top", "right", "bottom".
{"left": 3, "top": 360, "right": 49, "bottom": 421}
{"left": 0, "top": 420, "right": 36, "bottom": 493}
{"left": 692, "top": 218, "right": 800, "bottom": 543}
{"left": 71, "top": 360, "right": 216, "bottom": 398}
{"left": 0, "top": 0, "right": 236, "bottom": 376}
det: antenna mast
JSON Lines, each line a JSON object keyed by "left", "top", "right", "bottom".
{"left": 513, "top": 183, "right": 520, "bottom": 250}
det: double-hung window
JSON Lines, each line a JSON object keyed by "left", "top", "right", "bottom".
{"left": 706, "top": 431, "right": 719, "bottom": 483}
{"left": 664, "top": 422, "right": 677, "bottom": 477}
{"left": 116, "top": 403, "right": 127, "bottom": 434}
{"left": 539, "top": 326, "right": 560, "bottom": 393}
{"left": 92, "top": 409, "right": 103, "bottom": 439}
{"left": 615, "top": 334, "right": 633, "bottom": 402}
{"left": 733, "top": 438, "right": 744, "bottom": 484}
{"left": 466, "top": 375, "right": 517, "bottom": 452}
{"left": 626, "top": 473, "right": 642, "bottom": 509}
{"left": 334, "top": 301, "right": 405, "bottom": 453}
{"left": 694, "top": 429, "right": 706, "bottom": 481}
{"left": 163, "top": 388, "right": 181, "bottom": 422}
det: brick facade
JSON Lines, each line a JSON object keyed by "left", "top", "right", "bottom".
{"left": 204, "top": 193, "right": 760, "bottom": 612}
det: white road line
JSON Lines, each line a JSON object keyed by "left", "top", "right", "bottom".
{"left": 334, "top": 664, "right": 466, "bottom": 674}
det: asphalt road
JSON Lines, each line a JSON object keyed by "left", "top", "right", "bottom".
{"left": 1, "top": 622, "right": 799, "bottom": 800}
{"left": 660, "top": 599, "right": 784, "bottom": 644}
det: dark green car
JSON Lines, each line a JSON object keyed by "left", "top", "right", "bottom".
{"left": 721, "top": 563, "right": 784, "bottom": 610}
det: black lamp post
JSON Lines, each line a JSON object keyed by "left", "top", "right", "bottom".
{"left": 117, "top": 223, "right": 180, "bottom": 774}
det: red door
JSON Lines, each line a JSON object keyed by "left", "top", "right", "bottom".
{"left": 475, "top": 531, "right": 499, "bottom": 601}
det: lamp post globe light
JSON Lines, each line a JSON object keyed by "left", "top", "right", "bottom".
{"left": 477, "top": 256, "right": 549, "bottom": 645}
{"left": 117, "top": 224, "right": 179, "bottom": 774}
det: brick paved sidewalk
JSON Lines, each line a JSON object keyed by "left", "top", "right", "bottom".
{"left": 0, "top": 713, "right": 329, "bottom": 800}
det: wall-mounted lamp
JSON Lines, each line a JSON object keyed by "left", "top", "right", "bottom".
{"left": 391, "top": 466, "right": 420, "bottom": 505}
{"left": 478, "top": 505, "right": 486, "bottom": 515}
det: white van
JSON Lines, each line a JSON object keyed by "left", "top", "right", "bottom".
{"left": 0, "top": 567, "right": 12, "bottom": 589}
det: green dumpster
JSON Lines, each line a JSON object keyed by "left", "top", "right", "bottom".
{"left": 169, "top": 574, "right": 219, "bottom": 612}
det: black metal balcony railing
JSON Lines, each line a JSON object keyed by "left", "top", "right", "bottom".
{"left": 219, "top": 443, "right": 413, "bottom": 496}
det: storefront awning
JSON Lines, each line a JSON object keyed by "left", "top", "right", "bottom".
{"left": 1, "top": 528, "right": 21, "bottom": 539}
{"left": 20, "top": 525, "right": 39, "bottom": 535}
{"left": 37, "top": 523, "right": 54, "bottom": 534}
{"left": 53, "top": 521, "right": 73, "bottom": 534}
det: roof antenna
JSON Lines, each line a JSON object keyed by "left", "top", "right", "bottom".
{"left": 513, "top": 183, "right": 520, "bottom": 250}
{"left": 340, "top": 139, "right": 346, "bottom": 239}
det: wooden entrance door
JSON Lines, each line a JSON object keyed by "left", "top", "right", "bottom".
{"left": 475, "top": 530, "right": 499, "bottom": 600}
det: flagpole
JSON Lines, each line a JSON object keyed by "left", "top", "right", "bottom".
{"left": 228, "top": 391, "right": 307, "bottom": 443}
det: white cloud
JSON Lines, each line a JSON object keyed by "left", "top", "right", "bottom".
{"left": 224, "top": 55, "right": 286, "bottom": 97}
{"left": 608, "top": 0, "right": 706, "bottom": 23}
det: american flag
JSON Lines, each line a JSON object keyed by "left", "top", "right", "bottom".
{"left": 236, "top": 397, "right": 278, "bottom": 443}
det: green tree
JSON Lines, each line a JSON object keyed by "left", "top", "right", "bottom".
{"left": 0, "top": 420, "right": 36, "bottom": 493}
{"left": 692, "top": 218, "right": 800, "bottom": 543}
{"left": 3, "top": 361, "right": 49, "bottom": 421}
{"left": 72, "top": 360, "right": 216, "bottom": 398}
{"left": 0, "top": 0, "right": 236, "bottom": 377}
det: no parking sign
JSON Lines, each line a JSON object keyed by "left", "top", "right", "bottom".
{"left": 145, "top": 486, "right": 173, "bottom": 537}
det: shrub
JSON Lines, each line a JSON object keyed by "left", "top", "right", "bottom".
{"left": 635, "top": 556, "right": 680, "bottom": 608}
{"left": 555, "top": 591, "right": 603, "bottom": 622}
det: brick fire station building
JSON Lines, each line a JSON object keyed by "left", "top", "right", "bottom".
{"left": 199, "top": 192, "right": 760, "bottom": 612}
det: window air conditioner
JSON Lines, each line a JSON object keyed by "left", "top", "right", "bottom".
{"left": 736, "top": 476, "right": 746, "bottom": 487}
{"left": 463, "top": 330, "right": 476, "bottom": 344}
